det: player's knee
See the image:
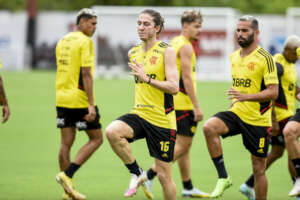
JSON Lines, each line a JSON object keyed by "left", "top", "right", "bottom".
{"left": 203, "top": 120, "right": 217, "bottom": 137}
{"left": 252, "top": 159, "right": 266, "bottom": 177}
{"left": 157, "top": 171, "right": 169, "bottom": 185}
{"left": 105, "top": 126, "right": 118, "bottom": 142}
{"left": 283, "top": 126, "right": 298, "bottom": 143}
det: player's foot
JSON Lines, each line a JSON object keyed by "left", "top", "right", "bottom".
{"left": 239, "top": 183, "right": 255, "bottom": 200}
{"left": 290, "top": 178, "right": 300, "bottom": 197}
{"left": 56, "top": 172, "right": 86, "bottom": 200}
{"left": 142, "top": 179, "right": 154, "bottom": 199}
{"left": 210, "top": 176, "right": 232, "bottom": 198}
{"left": 182, "top": 187, "right": 210, "bottom": 198}
{"left": 124, "top": 170, "right": 147, "bottom": 198}
{"left": 62, "top": 192, "right": 72, "bottom": 200}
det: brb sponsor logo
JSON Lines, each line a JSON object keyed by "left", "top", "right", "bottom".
{"left": 232, "top": 78, "right": 251, "bottom": 87}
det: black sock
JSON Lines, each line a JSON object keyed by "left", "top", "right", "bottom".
{"left": 292, "top": 158, "right": 300, "bottom": 178}
{"left": 212, "top": 155, "right": 228, "bottom": 178}
{"left": 245, "top": 174, "right": 254, "bottom": 188}
{"left": 292, "top": 176, "right": 296, "bottom": 184}
{"left": 147, "top": 168, "right": 157, "bottom": 180}
{"left": 64, "top": 162, "right": 81, "bottom": 178}
{"left": 183, "top": 179, "right": 193, "bottom": 190}
{"left": 125, "top": 160, "right": 141, "bottom": 176}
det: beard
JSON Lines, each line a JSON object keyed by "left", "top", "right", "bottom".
{"left": 238, "top": 33, "right": 254, "bottom": 48}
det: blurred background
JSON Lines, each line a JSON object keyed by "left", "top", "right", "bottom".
{"left": 1, "top": 0, "right": 300, "bottom": 80}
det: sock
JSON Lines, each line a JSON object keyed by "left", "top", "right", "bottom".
{"left": 292, "top": 158, "right": 300, "bottom": 178}
{"left": 183, "top": 179, "right": 193, "bottom": 190}
{"left": 64, "top": 162, "right": 81, "bottom": 178}
{"left": 245, "top": 174, "right": 254, "bottom": 188}
{"left": 212, "top": 155, "right": 228, "bottom": 179}
{"left": 147, "top": 168, "right": 157, "bottom": 180}
{"left": 292, "top": 176, "right": 296, "bottom": 184}
{"left": 125, "top": 160, "right": 141, "bottom": 176}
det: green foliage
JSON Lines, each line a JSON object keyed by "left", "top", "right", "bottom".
{"left": 0, "top": 0, "right": 299, "bottom": 13}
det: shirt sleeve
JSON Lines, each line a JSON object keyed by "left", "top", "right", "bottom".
{"left": 263, "top": 56, "right": 278, "bottom": 85}
{"left": 81, "top": 38, "right": 94, "bottom": 68}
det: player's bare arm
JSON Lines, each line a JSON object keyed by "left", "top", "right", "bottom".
{"left": 270, "top": 100, "right": 280, "bottom": 135}
{"left": 0, "top": 76, "right": 10, "bottom": 123}
{"left": 128, "top": 47, "right": 179, "bottom": 95}
{"left": 81, "top": 67, "right": 96, "bottom": 122}
{"left": 296, "top": 85, "right": 300, "bottom": 101}
{"left": 228, "top": 84, "right": 278, "bottom": 102}
{"left": 180, "top": 44, "right": 203, "bottom": 122}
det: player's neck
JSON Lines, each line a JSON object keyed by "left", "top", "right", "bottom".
{"left": 142, "top": 37, "right": 157, "bottom": 52}
{"left": 181, "top": 32, "right": 192, "bottom": 41}
{"left": 240, "top": 43, "right": 258, "bottom": 57}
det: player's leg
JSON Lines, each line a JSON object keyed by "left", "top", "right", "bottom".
{"left": 105, "top": 120, "right": 136, "bottom": 164}
{"left": 203, "top": 113, "right": 232, "bottom": 198}
{"left": 59, "top": 127, "right": 76, "bottom": 171}
{"left": 251, "top": 155, "right": 267, "bottom": 200}
{"left": 155, "top": 159, "right": 176, "bottom": 200}
{"left": 175, "top": 135, "right": 209, "bottom": 197}
{"left": 241, "top": 144, "right": 283, "bottom": 200}
{"left": 284, "top": 120, "right": 300, "bottom": 196}
{"left": 106, "top": 115, "right": 145, "bottom": 197}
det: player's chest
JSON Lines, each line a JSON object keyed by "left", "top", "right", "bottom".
{"left": 231, "top": 60, "right": 262, "bottom": 78}
{"left": 135, "top": 52, "right": 164, "bottom": 74}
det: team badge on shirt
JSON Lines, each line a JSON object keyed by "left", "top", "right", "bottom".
{"left": 247, "top": 62, "right": 255, "bottom": 71}
{"left": 150, "top": 56, "right": 158, "bottom": 65}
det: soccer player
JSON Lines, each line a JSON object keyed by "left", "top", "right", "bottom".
{"left": 105, "top": 9, "right": 179, "bottom": 200}
{"left": 55, "top": 8, "right": 103, "bottom": 200}
{"left": 240, "top": 35, "right": 300, "bottom": 200}
{"left": 142, "top": 10, "right": 209, "bottom": 199}
{"left": 283, "top": 46, "right": 300, "bottom": 198}
{"left": 202, "top": 15, "right": 278, "bottom": 200}
{"left": 0, "top": 59, "right": 10, "bottom": 123}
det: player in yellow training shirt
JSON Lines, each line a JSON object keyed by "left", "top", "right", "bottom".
{"left": 283, "top": 44, "right": 300, "bottom": 198}
{"left": 142, "top": 10, "right": 209, "bottom": 199}
{"left": 202, "top": 16, "right": 278, "bottom": 199}
{"left": 0, "top": 58, "right": 10, "bottom": 123}
{"left": 241, "top": 35, "right": 300, "bottom": 200}
{"left": 55, "top": 8, "right": 103, "bottom": 200}
{"left": 105, "top": 9, "right": 179, "bottom": 200}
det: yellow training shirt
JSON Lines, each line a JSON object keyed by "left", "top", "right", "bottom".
{"left": 56, "top": 31, "right": 95, "bottom": 108}
{"left": 129, "top": 41, "right": 176, "bottom": 130}
{"left": 273, "top": 53, "right": 297, "bottom": 121}
{"left": 229, "top": 46, "right": 278, "bottom": 126}
{"left": 170, "top": 35, "right": 197, "bottom": 110}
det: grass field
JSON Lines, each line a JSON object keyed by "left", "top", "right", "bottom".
{"left": 0, "top": 70, "right": 297, "bottom": 200}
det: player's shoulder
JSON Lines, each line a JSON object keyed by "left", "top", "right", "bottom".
{"left": 129, "top": 43, "right": 142, "bottom": 55}
{"left": 255, "top": 46, "right": 273, "bottom": 61}
{"left": 230, "top": 48, "right": 241, "bottom": 60}
{"left": 158, "top": 41, "right": 169, "bottom": 48}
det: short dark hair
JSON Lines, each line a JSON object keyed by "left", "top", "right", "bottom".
{"left": 239, "top": 15, "right": 259, "bottom": 30}
{"left": 140, "top": 9, "right": 165, "bottom": 35}
{"left": 76, "top": 8, "right": 97, "bottom": 25}
{"left": 181, "top": 9, "right": 203, "bottom": 26}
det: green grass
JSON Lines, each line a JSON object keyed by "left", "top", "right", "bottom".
{"left": 0, "top": 70, "right": 296, "bottom": 200}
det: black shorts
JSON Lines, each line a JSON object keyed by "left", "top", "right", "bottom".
{"left": 117, "top": 113, "right": 176, "bottom": 162}
{"left": 176, "top": 110, "right": 198, "bottom": 137}
{"left": 214, "top": 111, "right": 269, "bottom": 157}
{"left": 56, "top": 106, "right": 101, "bottom": 131}
{"left": 270, "top": 117, "right": 290, "bottom": 147}
{"left": 289, "top": 109, "right": 300, "bottom": 123}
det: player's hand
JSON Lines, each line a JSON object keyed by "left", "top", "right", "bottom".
{"left": 128, "top": 59, "right": 148, "bottom": 83}
{"left": 84, "top": 105, "right": 96, "bottom": 122}
{"left": 193, "top": 106, "right": 203, "bottom": 122}
{"left": 227, "top": 88, "right": 248, "bottom": 102}
{"left": 2, "top": 104, "right": 10, "bottom": 123}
